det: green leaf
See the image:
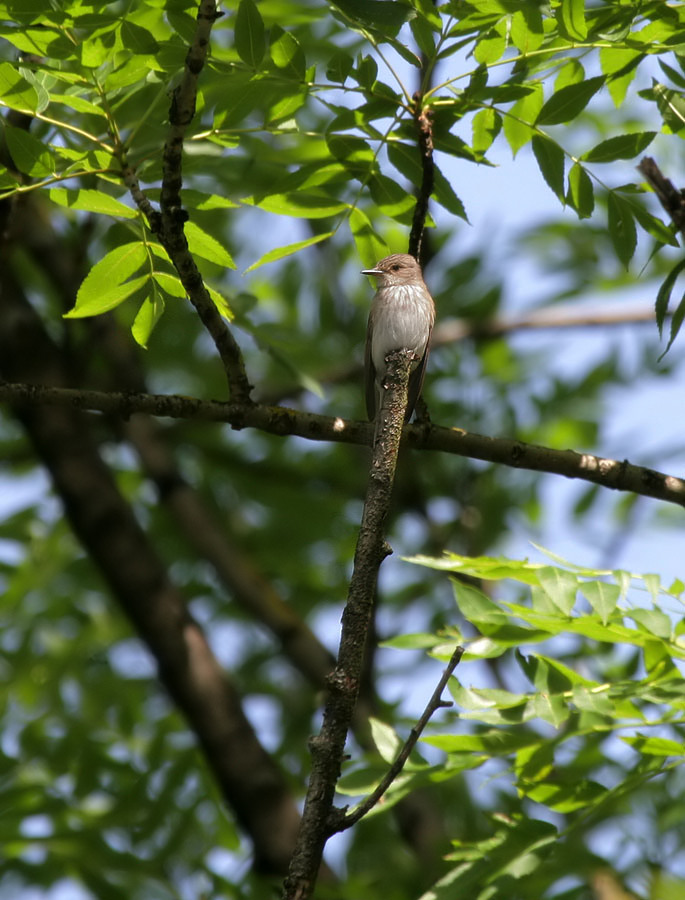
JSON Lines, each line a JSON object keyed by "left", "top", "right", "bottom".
{"left": 600, "top": 47, "right": 644, "bottom": 107}
{"left": 531, "top": 135, "right": 565, "bottom": 202}
{"left": 503, "top": 83, "right": 543, "bottom": 156}
{"left": 536, "top": 567, "right": 578, "bottom": 616}
{"left": 0, "top": 61, "right": 39, "bottom": 113}
{"left": 368, "top": 174, "right": 414, "bottom": 220}
{"left": 628, "top": 608, "right": 672, "bottom": 640}
{"left": 555, "top": 59, "right": 585, "bottom": 92}
{"left": 329, "top": 0, "right": 414, "bottom": 35}
{"left": 244, "top": 232, "right": 334, "bottom": 273}
{"left": 207, "top": 284, "right": 234, "bottom": 320}
{"left": 66, "top": 242, "right": 148, "bottom": 317}
{"left": 184, "top": 222, "right": 236, "bottom": 268}
{"left": 242, "top": 192, "right": 347, "bottom": 218}
{"left": 566, "top": 162, "right": 594, "bottom": 218}
{"left": 525, "top": 778, "right": 605, "bottom": 813}
{"left": 654, "top": 257, "right": 685, "bottom": 334}
{"left": 663, "top": 292, "right": 685, "bottom": 357}
{"left": 48, "top": 188, "right": 137, "bottom": 219}
{"left": 433, "top": 163, "right": 468, "bottom": 221}
{"left": 181, "top": 191, "right": 239, "bottom": 211}
{"left": 453, "top": 581, "right": 509, "bottom": 630}
{"left": 326, "top": 50, "right": 354, "bottom": 83}
{"left": 629, "top": 202, "right": 679, "bottom": 248}
{"left": 536, "top": 76, "right": 604, "bottom": 126}
{"left": 607, "top": 191, "right": 637, "bottom": 267}
{"left": 234, "top": 0, "right": 266, "bottom": 68}
{"left": 474, "top": 29, "right": 506, "bottom": 65}
{"left": 409, "top": 15, "right": 435, "bottom": 58}
{"left": 132, "top": 286, "right": 165, "bottom": 349}
{"left": 622, "top": 735, "right": 685, "bottom": 757}
{"left": 581, "top": 581, "right": 619, "bottom": 625}
{"left": 269, "top": 26, "right": 305, "bottom": 80}
{"left": 349, "top": 207, "right": 389, "bottom": 266}
{"left": 369, "top": 718, "right": 401, "bottom": 764}
{"left": 649, "top": 81, "right": 685, "bottom": 134}
{"left": 558, "top": 0, "right": 587, "bottom": 41}
{"left": 153, "top": 272, "right": 187, "bottom": 298}
{"left": 4, "top": 125, "right": 55, "bottom": 176}
{"left": 471, "top": 108, "right": 502, "bottom": 158}
{"left": 120, "top": 20, "right": 159, "bottom": 54}
{"left": 582, "top": 132, "right": 656, "bottom": 163}
{"left": 510, "top": 7, "right": 544, "bottom": 55}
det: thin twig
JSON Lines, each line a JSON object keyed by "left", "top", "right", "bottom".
{"left": 1, "top": 381, "right": 684, "bottom": 509}
{"left": 331, "top": 644, "right": 464, "bottom": 833}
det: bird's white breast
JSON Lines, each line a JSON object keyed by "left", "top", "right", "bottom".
{"left": 371, "top": 284, "right": 433, "bottom": 373}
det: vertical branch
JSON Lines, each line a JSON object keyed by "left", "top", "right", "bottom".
{"left": 408, "top": 97, "right": 435, "bottom": 262}
{"left": 282, "top": 350, "right": 414, "bottom": 900}
{"left": 122, "top": 0, "right": 252, "bottom": 402}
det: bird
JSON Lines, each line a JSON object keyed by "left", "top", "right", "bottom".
{"left": 362, "top": 253, "right": 435, "bottom": 426}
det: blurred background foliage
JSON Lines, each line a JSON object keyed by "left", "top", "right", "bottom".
{"left": 2, "top": 0, "right": 685, "bottom": 898}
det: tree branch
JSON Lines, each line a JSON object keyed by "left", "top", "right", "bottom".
{"left": 122, "top": 0, "right": 252, "bottom": 403}
{"left": 0, "top": 268, "right": 300, "bottom": 875}
{"left": 332, "top": 644, "right": 464, "bottom": 833}
{"left": 408, "top": 97, "right": 434, "bottom": 263}
{"left": 2, "top": 381, "right": 684, "bottom": 508}
{"left": 282, "top": 349, "right": 414, "bottom": 900}
{"left": 638, "top": 156, "right": 685, "bottom": 240}
{"left": 256, "top": 304, "right": 659, "bottom": 406}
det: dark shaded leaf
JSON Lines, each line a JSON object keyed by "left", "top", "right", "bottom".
{"left": 330, "top": 0, "right": 414, "bottom": 35}
{"left": 655, "top": 257, "right": 685, "bottom": 335}
{"left": 326, "top": 49, "right": 353, "bottom": 83}
{"left": 607, "top": 191, "right": 637, "bottom": 267}
{"left": 234, "top": 0, "right": 265, "bottom": 68}
{"left": 536, "top": 76, "right": 604, "bottom": 126}
{"left": 531, "top": 135, "right": 565, "bottom": 201}
{"left": 582, "top": 132, "right": 656, "bottom": 163}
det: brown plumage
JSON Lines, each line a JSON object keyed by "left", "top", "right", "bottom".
{"left": 362, "top": 253, "right": 435, "bottom": 423}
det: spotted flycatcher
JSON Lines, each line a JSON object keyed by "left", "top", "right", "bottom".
{"left": 362, "top": 253, "right": 435, "bottom": 425}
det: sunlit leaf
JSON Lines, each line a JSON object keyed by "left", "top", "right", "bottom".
{"left": 66, "top": 242, "right": 148, "bottom": 317}
{"left": 185, "top": 221, "right": 236, "bottom": 268}
{"left": 566, "top": 162, "right": 594, "bottom": 218}
{"left": 558, "top": 0, "right": 587, "bottom": 41}
{"left": 244, "top": 232, "right": 334, "bottom": 272}
{"left": 48, "top": 187, "right": 137, "bottom": 218}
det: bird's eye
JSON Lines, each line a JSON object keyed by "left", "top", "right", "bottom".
{"left": 391, "top": 264, "right": 401, "bottom": 271}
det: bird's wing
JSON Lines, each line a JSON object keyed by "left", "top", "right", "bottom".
{"left": 405, "top": 322, "right": 433, "bottom": 422}
{"left": 364, "top": 313, "right": 377, "bottom": 420}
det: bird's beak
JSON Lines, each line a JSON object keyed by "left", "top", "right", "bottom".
{"left": 361, "top": 268, "right": 382, "bottom": 276}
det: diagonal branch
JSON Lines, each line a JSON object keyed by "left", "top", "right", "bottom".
{"left": 0, "top": 271, "right": 300, "bottom": 874}
{"left": 1, "top": 381, "right": 684, "bottom": 508}
{"left": 332, "top": 644, "right": 464, "bottom": 833}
